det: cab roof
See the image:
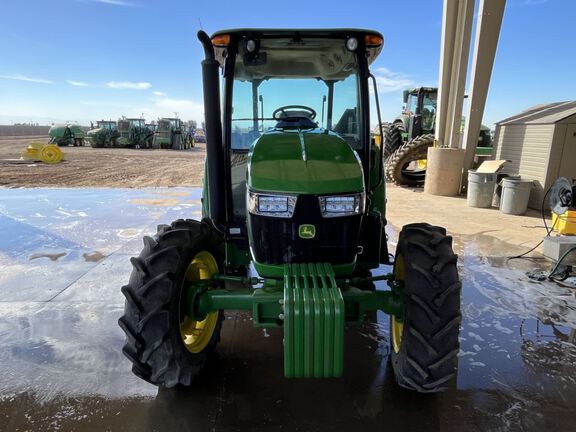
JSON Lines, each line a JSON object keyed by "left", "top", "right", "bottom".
{"left": 210, "top": 28, "right": 384, "bottom": 80}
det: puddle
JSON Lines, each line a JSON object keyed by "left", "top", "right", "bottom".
{"left": 29, "top": 252, "right": 66, "bottom": 261}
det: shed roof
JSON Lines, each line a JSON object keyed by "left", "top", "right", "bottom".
{"left": 497, "top": 101, "right": 576, "bottom": 125}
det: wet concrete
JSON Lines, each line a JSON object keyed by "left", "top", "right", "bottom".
{"left": 0, "top": 188, "right": 575, "bottom": 431}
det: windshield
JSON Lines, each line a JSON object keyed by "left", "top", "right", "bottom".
{"left": 129, "top": 119, "right": 144, "bottom": 127}
{"left": 230, "top": 38, "right": 360, "bottom": 150}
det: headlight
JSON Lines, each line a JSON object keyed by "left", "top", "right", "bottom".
{"left": 319, "top": 193, "right": 364, "bottom": 218}
{"left": 248, "top": 192, "right": 296, "bottom": 218}
{"left": 346, "top": 37, "right": 358, "bottom": 51}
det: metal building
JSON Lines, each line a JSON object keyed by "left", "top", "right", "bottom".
{"left": 493, "top": 101, "right": 576, "bottom": 209}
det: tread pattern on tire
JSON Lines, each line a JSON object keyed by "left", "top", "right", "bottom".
{"left": 391, "top": 222, "right": 462, "bottom": 393}
{"left": 385, "top": 134, "right": 434, "bottom": 186}
{"left": 383, "top": 122, "right": 405, "bottom": 160}
{"left": 119, "top": 219, "right": 224, "bottom": 387}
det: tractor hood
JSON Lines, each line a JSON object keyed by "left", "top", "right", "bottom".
{"left": 247, "top": 128, "right": 364, "bottom": 194}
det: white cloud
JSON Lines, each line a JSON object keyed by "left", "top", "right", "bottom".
{"left": 67, "top": 80, "right": 90, "bottom": 87}
{"left": 372, "top": 67, "right": 415, "bottom": 93}
{"left": 106, "top": 81, "right": 151, "bottom": 90}
{"left": 153, "top": 91, "right": 166, "bottom": 96}
{"left": 0, "top": 74, "right": 53, "bottom": 84}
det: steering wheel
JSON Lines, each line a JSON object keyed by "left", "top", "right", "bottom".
{"left": 273, "top": 105, "right": 317, "bottom": 120}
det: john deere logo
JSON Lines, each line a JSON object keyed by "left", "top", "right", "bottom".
{"left": 299, "top": 224, "right": 316, "bottom": 239}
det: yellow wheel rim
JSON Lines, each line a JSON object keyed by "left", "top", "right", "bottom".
{"left": 40, "top": 145, "right": 63, "bottom": 164}
{"left": 392, "top": 253, "right": 405, "bottom": 353}
{"left": 180, "top": 251, "right": 219, "bottom": 353}
{"left": 416, "top": 159, "right": 427, "bottom": 170}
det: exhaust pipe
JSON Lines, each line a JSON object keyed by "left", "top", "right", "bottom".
{"left": 197, "top": 30, "right": 226, "bottom": 226}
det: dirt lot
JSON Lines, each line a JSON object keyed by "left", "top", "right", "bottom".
{"left": 0, "top": 136, "right": 206, "bottom": 188}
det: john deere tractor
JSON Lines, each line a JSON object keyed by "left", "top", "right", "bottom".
{"left": 384, "top": 87, "right": 492, "bottom": 186}
{"left": 48, "top": 123, "right": 86, "bottom": 146}
{"left": 86, "top": 120, "right": 119, "bottom": 148}
{"left": 153, "top": 118, "right": 192, "bottom": 150}
{"left": 116, "top": 118, "right": 154, "bottom": 148}
{"left": 119, "top": 29, "right": 462, "bottom": 392}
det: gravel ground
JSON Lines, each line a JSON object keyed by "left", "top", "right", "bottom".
{"left": 0, "top": 136, "right": 206, "bottom": 188}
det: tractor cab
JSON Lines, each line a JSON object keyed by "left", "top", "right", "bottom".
{"left": 402, "top": 87, "right": 438, "bottom": 139}
{"left": 97, "top": 120, "right": 117, "bottom": 131}
{"left": 210, "top": 29, "right": 385, "bottom": 251}
{"left": 120, "top": 29, "right": 461, "bottom": 392}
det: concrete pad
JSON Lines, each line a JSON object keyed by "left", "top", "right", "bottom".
{"left": 385, "top": 184, "right": 552, "bottom": 256}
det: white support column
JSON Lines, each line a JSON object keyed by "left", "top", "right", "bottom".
{"left": 462, "top": 0, "right": 506, "bottom": 170}
{"left": 435, "top": 0, "right": 459, "bottom": 147}
{"left": 446, "top": 0, "right": 474, "bottom": 148}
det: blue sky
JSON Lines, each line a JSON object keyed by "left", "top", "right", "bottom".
{"left": 0, "top": 0, "right": 574, "bottom": 128}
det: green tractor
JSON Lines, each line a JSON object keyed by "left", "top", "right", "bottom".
{"left": 86, "top": 120, "right": 119, "bottom": 148}
{"left": 153, "top": 118, "right": 193, "bottom": 150}
{"left": 48, "top": 123, "right": 86, "bottom": 146}
{"left": 119, "top": 29, "right": 462, "bottom": 392}
{"left": 116, "top": 118, "right": 154, "bottom": 148}
{"left": 383, "top": 87, "right": 492, "bottom": 186}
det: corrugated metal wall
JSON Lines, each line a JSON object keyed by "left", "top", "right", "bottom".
{"left": 493, "top": 123, "right": 555, "bottom": 209}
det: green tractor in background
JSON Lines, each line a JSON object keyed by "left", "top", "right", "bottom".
{"left": 48, "top": 123, "right": 86, "bottom": 146}
{"left": 119, "top": 29, "right": 462, "bottom": 392}
{"left": 153, "top": 118, "right": 193, "bottom": 150}
{"left": 86, "top": 120, "right": 119, "bottom": 148}
{"left": 116, "top": 118, "right": 154, "bottom": 148}
{"left": 383, "top": 87, "right": 492, "bottom": 186}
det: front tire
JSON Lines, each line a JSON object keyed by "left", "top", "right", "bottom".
{"left": 119, "top": 219, "right": 224, "bottom": 387}
{"left": 391, "top": 223, "right": 461, "bottom": 392}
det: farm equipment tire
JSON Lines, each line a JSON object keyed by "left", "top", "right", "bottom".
{"left": 172, "top": 134, "right": 182, "bottom": 150}
{"left": 384, "top": 122, "right": 405, "bottom": 160}
{"left": 119, "top": 219, "right": 225, "bottom": 387}
{"left": 385, "top": 134, "right": 434, "bottom": 187}
{"left": 390, "top": 223, "right": 461, "bottom": 392}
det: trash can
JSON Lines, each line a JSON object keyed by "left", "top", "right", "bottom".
{"left": 492, "top": 174, "right": 519, "bottom": 208}
{"left": 500, "top": 178, "right": 534, "bottom": 215}
{"left": 467, "top": 170, "right": 497, "bottom": 208}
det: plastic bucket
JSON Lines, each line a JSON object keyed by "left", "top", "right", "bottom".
{"left": 467, "top": 170, "right": 497, "bottom": 208}
{"left": 500, "top": 178, "right": 534, "bottom": 215}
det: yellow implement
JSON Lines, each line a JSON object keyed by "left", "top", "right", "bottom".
{"left": 20, "top": 142, "right": 65, "bottom": 164}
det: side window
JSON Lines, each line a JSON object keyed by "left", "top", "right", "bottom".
{"left": 231, "top": 81, "right": 261, "bottom": 151}
{"left": 330, "top": 74, "right": 360, "bottom": 148}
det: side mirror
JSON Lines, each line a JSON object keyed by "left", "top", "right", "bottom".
{"left": 402, "top": 90, "right": 409, "bottom": 104}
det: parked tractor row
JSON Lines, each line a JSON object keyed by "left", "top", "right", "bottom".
{"left": 85, "top": 118, "right": 199, "bottom": 150}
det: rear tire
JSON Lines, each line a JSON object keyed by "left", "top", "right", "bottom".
{"left": 385, "top": 134, "right": 433, "bottom": 186}
{"left": 384, "top": 122, "right": 405, "bottom": 159}
{"left": 390, "top": 223, "right": 461, "bottom": 392}
{"left": 119, "top": 219, "right": 224, "bottom": 387}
